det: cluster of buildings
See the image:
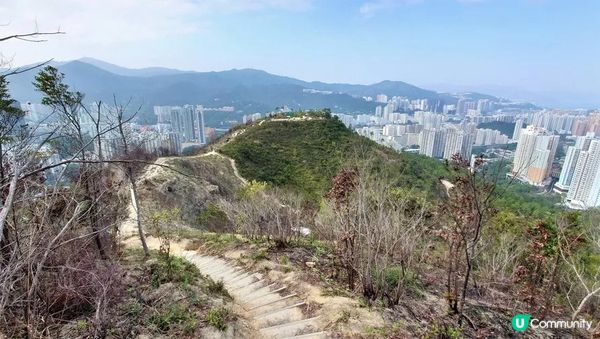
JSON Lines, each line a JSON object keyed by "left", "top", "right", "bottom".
{"left": 243, "top": 113, "right": 263, "bottom": 124}
{"left": 81, "top": 104, "right": 214, "bottom": 157}
{"left": 337, "top": 96, "right": 514, "bottom": 161}
{"left": 507, "top": 111, "right": 600, "bottom": 209}
{"left": 21, "top": 102, "right": 215, "bottom": 158}
{"left": 153, "top": 105, "right": 207, "bottom": 144}
{"left": 554, "top": 133, "right": 600, "bottom": 209}
{"left": 339, "top": 94, "right": 600, "bottom": 210}
{"left": 363, "top": 95, "right": 432, "bottom": 111}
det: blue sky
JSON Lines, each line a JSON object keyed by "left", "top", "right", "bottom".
{"left": 2, "top": 0, "right": 599, "bottom": 106}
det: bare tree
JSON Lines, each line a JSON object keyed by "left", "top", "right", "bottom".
{"left": 112, "top": 100, "right": 150, "bottom": 257}
{"left": 0, "top": 29, "right": 64, "bottom": 77}
{"left": 34, "top": 66, "right": 109, "bottom": 258}
{"left": 219, "top": 181, "right": 310, "bottom": 246}
{"left": 321, "top": 162, "right": 429, "bottom": 305}
{"left": 440, "top": 154, "right": 498, "bottom": 327}
{"left": 557, "top": 212, "right": 600, "bottom": 320}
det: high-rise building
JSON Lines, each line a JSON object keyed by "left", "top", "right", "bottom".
{"left": 419, "top": 128, "right": 446, "bottom": 158}
{"left": 153, "top": 105, "right": 172, "bottom": 124}
{"left": 556, "top": 134, "right": 594, "bottom": 191}
{"left": 181, "top": 105, "right": 196, "bottom": 141}
{"left": 512, "top": 126, "right": 559, "bottom": 186}
{"left": 196, "top": 105, "right": 206, "bottom": 144}
{"left": 571, "top": 119, "right": 588, "bottom": 136}
{"left": 443, "top": 128, "right": 473, "bottom": 160}
{"left": 477, "top": 99, "right": 493, "bottom": 113}
{"left": 567, "top": 139, "right": 600, "bottom": 209}
{"left": 376, "top": 94, "right": 388, "bottom": 104}
{"left": 512, "top": 119, "right": 524, "bottom": 141}
{"left": 383, "top": 103, "right": 394, "bottom": 121}
{"left": 169, "top": 107, "right": 183, "bottom": 136}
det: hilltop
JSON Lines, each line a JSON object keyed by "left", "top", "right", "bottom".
{"left": 218, "top": 112, "right": 449, "bottom": 201}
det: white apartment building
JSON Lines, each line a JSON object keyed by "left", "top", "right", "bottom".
{"left": 512, "top": 126, "right": 559, "bottom": 186}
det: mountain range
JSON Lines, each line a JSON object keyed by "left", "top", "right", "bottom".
{"left": 4, "top": 58, "right": 530, "bottom": 123}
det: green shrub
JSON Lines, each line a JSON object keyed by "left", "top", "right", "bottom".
{"left": 382, "top": 266, "right": 422, "bottom": 294}
{"left": 371, "top": 266, "right": 424, "bottom": 303}
{"left": 150, "top": 256, "right": 200, "bottom": 288}
{"left": 181, "top": 284, "right": 206, "bottom": 307}
{"left": 205, "top": 278, "right": 232, "bottom": 300}
{"left": 424, "top": 322, "right": 462, "bottom": 339}
{"left": 196, "top": 203, "right": 229, "bottom": 231}
{"left": 204, "top": 307, "right": 230, "bottom": 331}
{"left": 252, "top": 249, "right": 268, "bottom": 261}
{"left": 279, "top": 255, "right": 290, "bottom": 265}
{"left": 124, "top": 301, "right": 143, "bottom": 318}
{"left": 149, "top": 305, "right": 197, "bottom": 334}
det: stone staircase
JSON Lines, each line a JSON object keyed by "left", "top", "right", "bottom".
{"left": 181, "top": 251, "right": 327, "bottom": 339}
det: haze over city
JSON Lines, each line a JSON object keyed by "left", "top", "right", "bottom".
{"left": 2, "top": 0, "right": 599, "bottom": 108}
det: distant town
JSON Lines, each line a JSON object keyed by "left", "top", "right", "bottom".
{"left": 18, "top": 90, "right": 600, "bottom": 211}
{"left": 332, "top": 94, "right": 600, "bottom": 210}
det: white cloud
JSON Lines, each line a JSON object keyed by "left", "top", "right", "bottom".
{"left": 359, "top": 0, "right": 486, "bottom": 16}
{"left": 0, "top": 0, "right": 314, "bottom": 66}
{"left": 359, "top": 0, "right": 423, "bottom": 16}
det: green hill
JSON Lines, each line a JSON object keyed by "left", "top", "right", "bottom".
{"left": 219, "top": 112, "right": 448, "bottom": 201}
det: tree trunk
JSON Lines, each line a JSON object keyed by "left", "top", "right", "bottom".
{"left": 129, "top": 168, "right": 149, "bottom": 257}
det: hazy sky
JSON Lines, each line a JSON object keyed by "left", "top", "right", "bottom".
{"left": 2, "top": 0, "right": 599, "bottom": 100}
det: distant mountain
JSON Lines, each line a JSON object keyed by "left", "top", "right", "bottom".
{"left": 77, "top": 57, "right": 190, "bottom": 77}
{"left": 5, "top": 59, "right": 521, "bottom": 124}
{"left": 6, "top": 61, "right": 380, "bottom": 116}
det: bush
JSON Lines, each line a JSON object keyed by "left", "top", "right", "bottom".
{"left": 149, "top": 305, "right": 197, "bottom": 334}
{"left": 205, "top": 278, "right": 232, "bottom": 300}
{"left": 423, "top": 322, "right": 462, "bottom": 339}
{"left": 380, "top": 266, "right": 423, "bottom": 299}
{"left": 196, "top": 203, "right": 230, "bottom": 232}
{"left": 150, "top": 256, "right": 200, "bottom": 288}
{"left": 204, "top": 307, "right": 230, "bottom": 331}
{"left": 252, "top": 249, "right": 268, "bottom": 262}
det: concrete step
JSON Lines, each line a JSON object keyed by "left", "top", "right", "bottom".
{"left": 226, "top": 274, "right": 260, "bottom": 289}
{"left": 179, "top": 251, "right": 326, "bottom": 337}
{"left": 254, "top": 302, "right": 306, "bottom": 328}
{"left": 282, "top": 331, "right": 329, "bottom": 339}
{"left": 249, "top": 293, "right": 298, "bottom": 311}
{"left": 260, "top": 317, "right": 321, "bottom": 338}
{"left": 243, "top": 286, "right": 287, "bottom": 304}
{"left": 231, "top": 279, "right": 269, "bottom": 294}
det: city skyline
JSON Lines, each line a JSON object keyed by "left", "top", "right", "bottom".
{"left": 2, "top": 0, "right": 599, "bottom": 108}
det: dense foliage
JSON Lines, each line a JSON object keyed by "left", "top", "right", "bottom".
{"left": 220, "top": 112, "right": 449, "bottom": 201}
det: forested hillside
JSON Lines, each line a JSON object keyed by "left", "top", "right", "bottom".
{"left": 220, "top": 112, "right": 449, "bottom": 201}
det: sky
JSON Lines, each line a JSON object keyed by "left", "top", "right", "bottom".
{"left": 1, "top": 0, "right": 599, "bottom": 107}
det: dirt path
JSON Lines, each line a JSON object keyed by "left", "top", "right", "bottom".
{"left": 200, "top": 151, "right": 248, "bottom": 185}
{"left": 119, "top": 154, "right": 327, "bottom": 338}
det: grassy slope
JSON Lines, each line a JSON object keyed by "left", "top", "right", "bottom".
{"left": 220, "top": 116, "right": 448, "bottom": 200}
{"left": 218, "top": 114, "right": 561, "bottom": 219}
